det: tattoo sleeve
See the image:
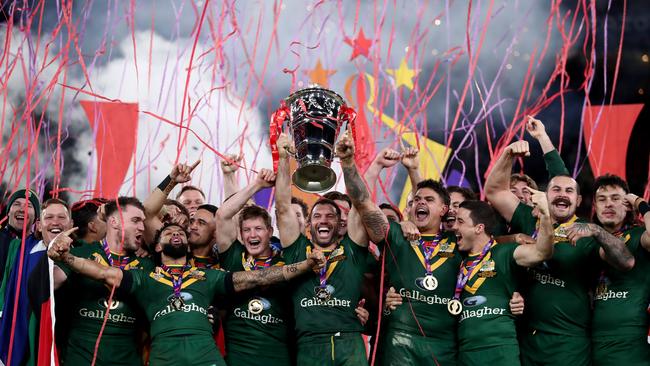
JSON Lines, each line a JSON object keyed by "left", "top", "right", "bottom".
{"left": 341, "top": 162, "right": 389, "bottom": 243}
{"left": 232, "top": 261, "right": 308, "bottom": 292}
{"left": 592, "top": 224, "right": 635, "bottom": 271}
{"left": 341, "top": 164, "right": 370, "bottom": 203}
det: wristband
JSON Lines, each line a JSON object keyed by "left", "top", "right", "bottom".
{"left": 157, "top": 175, "right": 173, "bottom": 192}
{"left": 639, "top": 201, "right": 650, "bottom": 216}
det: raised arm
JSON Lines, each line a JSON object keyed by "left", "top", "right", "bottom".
{"left": 232, "top": 250, "right": 324, "bottom": 291}
{"left": 363, "top": 148, "right": 401, "bottom": 197}
{"left": 484, "top": 141, "right": 530, "bottom": 222}
{"left": 143, "top": 161, "right": 200, "bottom": 218}
{"left": 513, "top": 189, "right": 554, "bottom": 267}
{"left": 526, "top": 116, "right": 569, "bottom": 178}
{"left": 221, "top": 154, "right": 243, "bottom": 200}
{"left": 625, "top": 193, "right": 650, "bottom": 251}
{"left": 274, "top": 133, "right": 301, "bottom": 247}
{"left": 400, "top": 146, "right": 422, "bottom": 188}
{"left": 215, "top": 169, "right": 276, "bottom": 253}
{"left": 337, "top": 132, "right": 389, "bottom": 244}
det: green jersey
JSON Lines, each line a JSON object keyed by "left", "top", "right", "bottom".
{"left": 282, "top": 234, "right": 368, "bottom": 342}
{"left": 379, "top": 221, "right": 461, "bottom": 340}
{"left": 543, "top": 149, "right": 569, "bottom": 179}
{"left": 592, "top": 226, "right": 650, "bottom": 338}
{"left": 123, "top": 266, "right": 232, "bottom": 340}
{"left": 57, "top": 242, "right": 155, "bottom": 365}
{"left": 219, "top": 240, "right": 291, "bottom": 359}
{"left": 458, "top": 242, "right": 523, "bottom": 352}
{"left": 509, "top": 203, "right": 599, "bottom": 335}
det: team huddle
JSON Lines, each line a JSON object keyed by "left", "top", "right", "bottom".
{"left": 0, "top": 116, "right": 648, "bottom": 366}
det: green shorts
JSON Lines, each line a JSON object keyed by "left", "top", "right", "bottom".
{"left": 378, "top": 328, "right": 456, "bottom": 366}
{"left": 520, "top": 330, "right": 590, "bottom": 366}
{"left": 65, "top": 333, "right": 141, "bottom": 366}
{"left": 592, "top": 336, "right": 650, "bottom": 366}
{"left": 225, "top": 346, "right": 291, "bottom": 366}
{"left": 296, "top": 332, "right": 367, "bottom": 366}
{"left": 459, "top": 345, "right": 520, "bottom": 366}
{"left": 150, "top": 335, "right": 225, "bottom": 366}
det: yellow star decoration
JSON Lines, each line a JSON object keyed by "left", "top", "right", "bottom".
{"left": 363, "top": 74, "right": 451, "bottom": 210}
{"left": 386, "top": 58, "right": 418, "bottom": 90}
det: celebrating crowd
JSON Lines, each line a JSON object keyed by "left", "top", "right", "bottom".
{"left": 0, "top": 116, "right": 648, "bottom": 366}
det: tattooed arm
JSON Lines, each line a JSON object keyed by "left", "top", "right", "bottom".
{"left": 566, "top": 223, "right": 635, "bottom": 271}
{"left": 336, "top": 132, "right": 389, "bottom": 244}
{"left": 231, "top": 251, "right": 325, "bottom": 292}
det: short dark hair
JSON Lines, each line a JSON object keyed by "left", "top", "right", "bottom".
{"left": 309, "top": 198, "right": 341, "bottom": 220}
{"left": 153, "top": 222, "right": 189, "bottom": 245}
{"left": 163, "top": 199, "right": 191, "bottom": 218}
{"left": 197, "top": 204, "right": 218, "bottom": 216}
{"left": 592, "top": 174, "right": 635, "bottom": 227}
{"left": 593, "top": 174, "right": 629, "bottom": 194}
{"left": 104, "top": 197, "right": 145, "bottom": 218}
{"left": 510, "top": 174, "right": 538, "bottom": 190}
{"left": 291, "top": 197, "right": 309, "bottom": 218}
{"left": 459, "top": 200, "right": 498, "bottom": 236}
{"left": 379, "top": 203, "right": 402, "bottom": 221}
{"left": 323, "top": 191, "right": 351, "bottom": 207}
{"left": 176, "top": 185, "right": 205, "bottom": 200}
{"left": 447, "top": 186, "right": 477, "bottom": 201}
{"left": 415, "top": 179, "right": 450, "bottom": 206}
{"left": 547, "top": 174, "right": 580, "bottom": 195}
{"left": 239, "top": 205, "right": 272, "bottom": 229}
{"left": 71, "top": 198, "right": 109, "bottom": 239}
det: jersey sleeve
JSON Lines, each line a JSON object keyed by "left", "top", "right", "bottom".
{"left": 219, "top": 240, "right": 244, "bottom": 271}
{"left": 280, "top": 235, "right": 309, "bottom": 264}
{"left": 544, "top": 149, "right": 569, "bottom": 179}
{"left": 120, "top": 269, "right": 145, "bottom": 295}
{"left": 375, "top": 220, "right": 405, "bottom": 251}
{"left": 508, "top": 203, "right": 537, "bottom": 235}
{"left": 207, "top": 269, "right": 234, "bottom": 296}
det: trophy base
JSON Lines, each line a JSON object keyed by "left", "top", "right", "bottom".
{"left": 292, "top": 164, "right": 337, "bottom": 193}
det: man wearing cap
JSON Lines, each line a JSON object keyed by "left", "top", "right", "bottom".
{"left": 0, "top": 189, "right": 41, "bottom": 282}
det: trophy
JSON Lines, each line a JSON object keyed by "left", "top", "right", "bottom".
{"left": 270, "top": 86, "right": 356, "bottom": 193}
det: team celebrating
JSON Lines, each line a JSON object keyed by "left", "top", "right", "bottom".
{"left": 0, "top": 115, "right": 648, "bottom": 365}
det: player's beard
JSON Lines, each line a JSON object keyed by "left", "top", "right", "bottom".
{"left": 162, "top": 242, "right": 188, "bottom": 259}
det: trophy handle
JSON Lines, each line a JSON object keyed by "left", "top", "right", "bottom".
{"left": 338, "top": 105, "right": 359, "bottom": 152}
{"left": 269, "top": 102, "right": 290, "bottom": 172}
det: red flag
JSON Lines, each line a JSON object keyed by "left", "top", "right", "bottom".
{"left": 80, "top": 101, "right": 139, "bottom": 198}
{"left": 582, "top": 104, "right": 643, "bottom": 179}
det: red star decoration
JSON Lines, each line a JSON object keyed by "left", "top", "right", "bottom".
{"left": 345, "top": 29, "right": 373, "bottom": 60}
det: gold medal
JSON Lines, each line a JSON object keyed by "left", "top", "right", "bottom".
{"left": 170, "top": 296, "right": 185, "bottom": 311}
{"left": 422, "top": 274, "right": 438, "bottom": 291}
{"left": 315, "top": 287, "right": 331, "bottom": 301}
{"left": 248, "top": 298, "right": 264, "bottom": 315}
{"left": 447, "top": 299, "right": 462, "bottom": 315}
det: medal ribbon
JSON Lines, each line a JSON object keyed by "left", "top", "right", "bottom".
{"left": 420, "top": 235, "right": 441, "bottom": 275}
{"left": 101, "top": 239, "right": 130, "bottom": 268}
{"left": 160, "top": 264, "right": 189, "bottom": 298}
{"left": 307, "top": 244, "right": 343, "bottom": 290}
{"left": 453, "top": 239, "right": 494, "bottom": 300}
{"left": 242, "top": 251, "right": 282, "bottom": 271}
{"left": 531, "top": 214, "right": 578, "bottom": 240}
